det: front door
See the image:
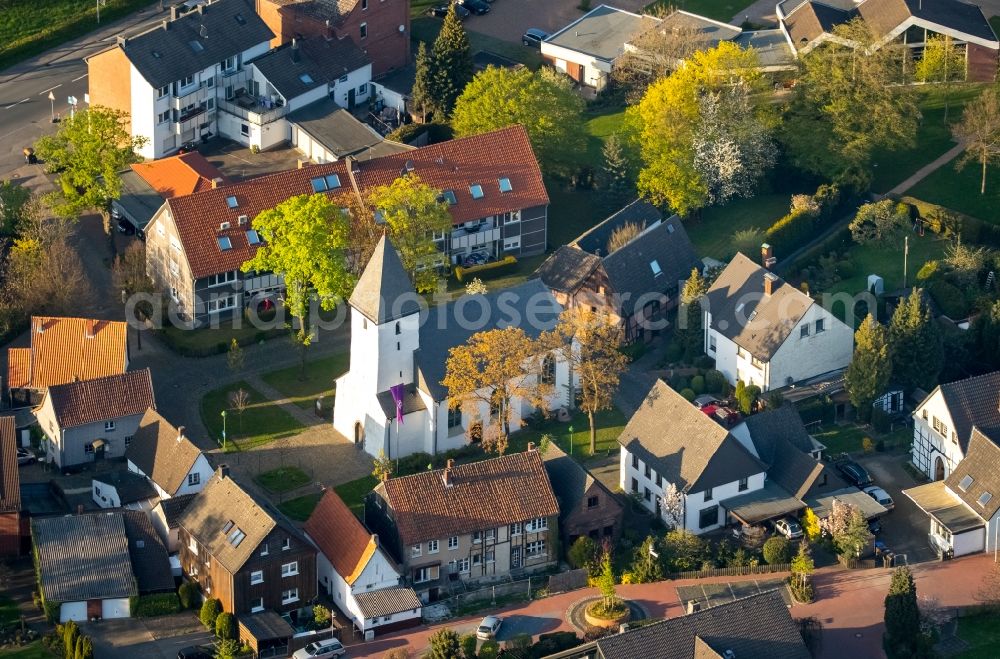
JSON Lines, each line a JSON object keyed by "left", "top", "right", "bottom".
{"left": 511, "top": 547, "right": 521, "bottom": 569}
{"left": 934, "top": 455, "right": 946, "bottom": 481}
{"left": 348, "top": 88, "right": 356, "bottom": 110}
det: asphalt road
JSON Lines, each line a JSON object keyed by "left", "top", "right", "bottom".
{"left": 0, "top": 2, "right": 170, "bottom": 178}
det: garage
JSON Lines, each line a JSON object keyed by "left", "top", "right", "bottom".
{"left": 102, "top": 598, "right": 131, "bottom": 620}
{"left": 59, "top": 601, "right": 87, "bottom": 623}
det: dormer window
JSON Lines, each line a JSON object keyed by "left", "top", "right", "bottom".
{"left": 470, "top": 184, "right": 484, "bottom": 199}
{"left": 498, "top": 177, "right": 512, "bottom": 192}
{"left": 226, "top": 196, "right": 238, "bottom": 209}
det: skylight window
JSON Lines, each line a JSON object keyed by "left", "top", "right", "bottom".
{"left": 666, "top": 223, "right": 675, "bottom": 234}
{"left": 222, "top": 520, "right": 234, "bottom": 534}
{"left": 442, "top": 190, "right": 457, "bottom": 205}
{"left": 152, "top": 50, "right": 162, "bottom": 59}
{"left": 226, "top": 195, "right": 238, "bottom": 208}
{"left": 189, "top": 40, "right": 204, "bottom": 53}
{"left": 310, "top": 177, "right": 328, "bottom": 193}
{"left": 235, "top": 12, "right": 247, "bottom": 25}
{"left": 218, "top": 236, "right": 233, "bottom": 251}
{"left": 979, "top": 492, "right": 993, "bottom": 507}
{"left": 470, "top": 184, "right": 484, "bottom": 199}
{"left": 325, "top": 174, "right": 341, "bottom": 189}
{"left": 227, "top": 528, "right": 246, "bottom": 547}
{"left": 246, "top": 230, "right": 261, "bottom": 245}
{"left": 498, "top": 177, "right": 512, "bottom": 193}
{"left": 300, "top": 73, "right": 314, "bottom": 84}
{"left": 959, "top": 475, "right": 974, "bottom": 492}
{"left": 650, "top": 260, "right": 662, "bottom": 277}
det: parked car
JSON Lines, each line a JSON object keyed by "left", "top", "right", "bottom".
{"left": 713, "top": 406, "right": 742, "bottom": 427}
{"left": 459, "top": 0, "right": 490, "bottom": 14}
{"left": 522, "top": 28, "right": 549, "bottom": 48}
{"left": 863, "top": 485, "right": 895, "bottom": 511}
{"left": 428, "top": 3, "right": 469, "bottom": 17}
{"left": 117, "top": 219, "right": 135, "bottom": 235}
{"left": 869, "top": 518, "right": 883, "bottom": 535}
{"left": 177, "top": 647, "right": 213, "bottom": 659}
{"left": 773, "top": 517, "right": 803, "bottom": 540}
{"left": 462, "top": 250, "right": 490, "bottom": 267}
{"left": 292, "top": 639, "right": 346, "bottom": 659}
{"left": 16, "top": 448, "right": 35, "bottom": 466}
{"left": 477, "top": 615, "right": 503, "bottom": 640}
{"left": 837, "top": 460, "right": 873, "bottom": 487}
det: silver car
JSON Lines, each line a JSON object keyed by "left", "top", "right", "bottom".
{"left": 477, "top": 615, "right": 502, "bottom": 640}
{"left": 292, "top": 638, "right": 345, "bottom": 659}
{"left": 864, "top": 485, "right": 895, "bottom": 511}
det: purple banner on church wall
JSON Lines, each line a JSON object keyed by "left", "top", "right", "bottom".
{"left": 390, "top": 383, "right": 405, "bottom": 426}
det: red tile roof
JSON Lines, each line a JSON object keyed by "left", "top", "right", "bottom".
{"left": 7, "top": 317, "right": 128, "bottom": 392}
{"left": 165, "top": 125, "right": 548, "bottom": 279}
{"left": 0, "top": 416, "right": 20, "bottom": 513}
{"left": 375, "top": 449, "right": 559, "bottom": 546}
{"left": 304, "top": 490, "right": 379, "bottom": 585}
{"left": 41, "top": 368, "right": 155, "bottom": 429}
{"left": 131, "top": 152, "right": 225, "bottom": 199}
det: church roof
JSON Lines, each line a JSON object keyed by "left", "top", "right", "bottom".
{"left": 349, "top": 235, "right": 421, "bottom": 324}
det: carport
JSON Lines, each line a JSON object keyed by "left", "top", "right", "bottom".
{"left": 904, "top": 481, "right": 986, "bottom": 557}
{"left": 238, "top": 611, "right": 295, "bottom": 658}
{"left": 807, "top": 488, "right": 888, "bottom": 521}
{"left": 724, "top": 482, "right": 805, "bottom": 526}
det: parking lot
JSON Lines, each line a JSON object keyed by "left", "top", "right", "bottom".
{"left": 84, "top": 613, "right": 215, "bottom": 659}
{"left": 676, "top": 577, "right": 792, "bottom": 610}
{"left": 451, "top": 0, "right": 650, "bottom": 46}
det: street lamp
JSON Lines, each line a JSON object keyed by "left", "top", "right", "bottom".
{"left": 568, "top": 425, "right": 574, "bottom": 455}
{"left": 220, "top": 410, "right": 227, "bottom": 450}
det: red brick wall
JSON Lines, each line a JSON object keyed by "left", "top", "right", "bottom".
{"left": 967, "top": 43, "right": 998, "bottom": 83}
{"left": 0, "top": 512, "right": 22, "bottom": 556}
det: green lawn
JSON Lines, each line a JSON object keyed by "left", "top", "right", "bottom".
{"left": 812, "top": 424, "right": 911, "bottom": 455}
{"left": 0, "top": 641, "right": 56, "bottom": 659}
{"left": 824, "top": 233, "right": 949, "bottom": 299}
{"left": 956, "top": 613, "right": 1000, "bottom": 658}
{"left": 686, "top": 194, "right": 792, "bottom": 261}
{"left": 646, "top": 0, "right": 747, "bottom": 22}
{"left": 334, "top": 476, "right": 379, "bottom": 517}
{"left": 277, "top": 492, "right": 324, "bottom": 522}
{"left": 261, "top": 353, "right": 349, "bottom": 412}
{"left": 411, "top": 17, "right": 543, "bottom": 69}
{"left": 0, "top": 595, "right": 19, "bottom": 626}
{"left": 870, "top": 85, "right": 985, "bottom": 194}
{"left": 254, "top": 466, "right": 311, "bottom": 494}
{"left": 200, "top": 381, "right": 304, "bottom": 452}
{"left": 157, "top": 317, "right": 285, "bottom": 357}
{"left": 907, "top": 154, "right": 1000, "bottom": 223}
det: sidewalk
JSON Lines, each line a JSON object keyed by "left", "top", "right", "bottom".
{"left": 888, "top": 142, "right": 965, "bottom": 196}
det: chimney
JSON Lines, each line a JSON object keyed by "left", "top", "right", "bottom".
{"left": 442, "top": 466, "right": 453, "bottom": 487}
{"left": 211, "top": 177, "right": 224, "bottom": 188}
{"left": 162, "top": 19, "right": 169, "bottom": 30}
{"left": 218, "top": 464, "right": 230, "bottom": 479}
{"left": 170, "top": 5, "right": 180, "bottom": 20}
{"left": 372, "top": 533, "right": 379, "bottom": 546}
{"left": 291, "top": 38, "right": 300, "bottom": 63}
{"left": 84, "top": 320, "right": 96, "bottom": 339}
{"left": 527, "top": 442, "right": 535, "bottom": 452}
{"left": 763, "top": 272, "right": 778, "bottom": 297}
{"left": 76, "top": 504, "right": 84, "bottom": 516}
{"left": 761, "top": 243, "right": 776, "bottom": 269}
{"left": 197, "top": 3, "right": 205, "bottom": 13}
{"left": 117, "top": 35, "right": 127, "bottom": 46}
{"left": 177, "top": 426, "right": 186, "bottom": 442}
{"left": 446, "top": 459, "right": 455, "bottom": 469}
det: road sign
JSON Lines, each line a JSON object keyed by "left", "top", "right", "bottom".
{"left": 47, "top": 91, "right": 54, "bottom": 101}
{"left": 67, "top": 95, "right": 77, "bottom": 105}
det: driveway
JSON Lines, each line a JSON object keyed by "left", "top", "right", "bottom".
{"left": 83, "top": 613, "right": 214, "bottom": 659}
{"left": 856, "top": 452, "right": 939, "bottom": 564}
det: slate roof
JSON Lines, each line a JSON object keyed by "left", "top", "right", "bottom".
{"left": 287, "top": 97, "right": 411, "bottom": 160}
{"left": 43, "top": 368, "right": 155, "bottom": 429}
{"left": 157, "top": 493, "right": 197, "bottom": 528}
{"left": 705, "top": 253, "right": 815, "bottom": 361}
{"left": 350, "top": 235, "right": 421, "bottom": 324}
{"left": 7, "top": 317, "right": 128, "bottom": 392}
{"left": 130, "top": 152, "right": 224, "bottom": 199}
{"left": 121, "top": 509, "right": 174, "bottom": 594}
{"left": 594, "top": 590, "right": 810, "bottom": 659}
{"left": 165, "top": 125, "right": 546, "bottom": 279}
{"left": 533, "top": 246, "right": 602, "bottom": 295}
{"left": 178, "top": 471, "right": 301, "bottom": 573}
{"left": 94, "top": 469, "right": 158, "bottom": 505}
{"left": 859, "top": 0, "right": 997, "bottom": 44}
{"left": 376, "top": 384, "right": 427, "bottom": 419}
{"left": 354, "top": 587, "right": 422, "bottom": 619}
{"left": 0, "top": 417, "right": 20, "bottom": 514}
{"left": 944, "top": 427, "right": 1000, "bottom": 521}
{"left": 305, "top": 490, "right": 380, "bottom": 586}
{"left": 126, "top": 409, "right": 204, "bottom": 496}
{"left": 374, "top": 449, "right": 559, "bottom": 546}
{"left": 740, "top": 405, "right": 816, "bottom": 455}
{"left": 32, "top": 513, "right": 138, "bottom": 602}
{"left": 618, "top": 381, "right": 765, "bottom": 493}
{"left": 783, "top": 1, "right": 854, "bottom": 48}
{"left": 573, "top": 199, "right": 669, "bottom": 255}
{"left": 414, "top": 278, "right": 562, "bottom": 401}
{"left": 116, "top": 170, "right": 165, "bottom": 230}
{"left": 114, "top": 0, "right": 274, "bottom": 89}
{"left": 933, "top": 371, "right": 1000, "bottom": 453}
{"left": 543, "top": 443, "right": 621, "bottom": 523}
{"left": 546, "top": 5, "right": 659, "bottom": 61}
{"left": 252, "top": 38, "right": 370, "bottom": 100}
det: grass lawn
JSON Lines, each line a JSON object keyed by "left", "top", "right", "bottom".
{"left": 907, "top": 154, "right": 1000, "bottom": 222}
{"left": 200, "top": 381, "right": 304, "bottom": 452}
{"left": 870, "top": 85, "right": 985, "bottom": 194}
{"left": 0, "top": 641, "right": 56, "bottom": 659}
{"left": 646, "top": 0, "right": 746, "bottom": 22}
{"left": 824, "top": 232, "right": 949, "bottom": 299}
{"left": 956, "top": 613, "right": 1000, "bottom": 659}
{"left": 411, "top": 18, "right": 543, "bottom": 69}
{"left": 254, "top": 466, "right": 311, "bottom": 494}
{"left": 0, "top": 595, "right": 19, "bottom": 626}
{"left": 261, "top": 353, "right": 349, "bottom": 412}
{"left": 812, "top": 424, "right": 911, "bottom": 455}
{"left": 157, "top": 318, "right": 285, "bottom": 357}
{"left": 277, "top": 492, "right": 324, "bottom": 522}
{"left": 334, "top": 476, "right": 379, "bottom": 517}
{"left": 686, "top": 194, "right": 791, "bottom": 261}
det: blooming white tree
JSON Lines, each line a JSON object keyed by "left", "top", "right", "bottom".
{"left": 660, "top": 482, "right": 684, "bottom": 530}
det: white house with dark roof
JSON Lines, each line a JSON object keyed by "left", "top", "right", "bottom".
{"left": 332, "top": 235, "right": 570, "bottom": 459}
{"left": 910, "top": 371, "right": 1000, "bottom": 481}
{"left": 125, "top": 408, "right": 213, "bottom": 500}
{"left": 703, "top": 251, "right": 853, "bottom": 391}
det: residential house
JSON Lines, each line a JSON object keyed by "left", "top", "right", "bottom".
{"left": 92, "top": 469, "right": 159, "bottom": 510}
{"left": 332, "top": 236, "right": 568, "bottom": 459}
{"left": 254, "top": 0, "right": 410, "bottom": 76}
{"left": 287, "top": 97, "right": 413, "bottom": 164}
{"left": 145, "top": 125, "right": 548, "bottom": 325}
{"left": 546, "top": 590, "right": 810, "bottom": 659}
{"left": 542, "top": 443, "right": 624, "bottom": 547}
{"left": 34, "top": 369, "right": 156, "bottom": 469}
{"left": 0, "top": 417, "right": 26, "bottom": 556}
{"left": 364, "top": 447, "right": 560, "bottom": 602}
{"left": 6, "top": 316, "right": 129, "bottom": 408}
{"left": 703, "top": 251, "right": 853, "bottom": 391}
{"left": 304, "top": 490, "right": 421, "bottom": 634}
{"left": 535, "top": 201, "right": 701, "bottom": 343}
{"left": 86, "top": 0, "right": 275, "bottom": 160}
{"left": 32, "top": 510, "right": 172, "bottom": 622}
{"left": 125, "top": 409, "right": 214, "bottom": 499}
{"left": 114, "top": 152, "right": 227, "bottom": 235}
{"left": 152, "top": 493, "right": 198, "bottom": 553}
{"left": 910, "top": 371, "right": 1000, "bottom": 481}
{"left": 905, "top": 427, "right": 1000, "bottom": 557}
{"left": 177, "top": 466, "right": 317, "bottom": 617}
{"left": 777, "top": 0, "right": 999, "bottom": 81}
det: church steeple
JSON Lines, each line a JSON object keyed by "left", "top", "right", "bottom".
{"left": 349, "top": 235, "right": 420, "bottom": 325}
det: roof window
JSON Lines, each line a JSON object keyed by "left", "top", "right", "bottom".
{"left": 227, "top": 527, "right": 246, "bottom": 548}
{"left": 152, "top": 50, "right": 162, "bottom": 59}
{"left": 218, "top": 236, "right": 233, "bottom": 251}
{"left": 442, "top": 190, "right": 457, "bottom": 205}
{"left": 300, "top": 73, "right": 314, "bottom": 84}
{"left": 226, "top": 195, "right": 238, "bottom": 208}
{"left": 498, "top": 177, "right": 513, "bottom": 193}
{"left": 666, "top": 223, "right": 675, "bottom": 233}
{"left": 235, "top": 13, "right": 247, "bottom": 25}
{"left": 959, "top": 475, "right": 974, "bottom": 491}
{"left": 470, "top": 184, "right": 484, "bottom": 199}
{"left": 979, "top": 492, "right": 993, "bottom": 507}
{"left": 189, "top": 40, "right": 204, "bottom": 53}
{"left": 310, "top": 177, "right": 327, "bottom": 193}
{"left": 650, "top": 260, "right": 662, "bottom": 277}
{"left": 246, "top": 230, "right": 261, "bottom": 245}
{"left": 325, "top": 174, "right": 341, "bottom": 189}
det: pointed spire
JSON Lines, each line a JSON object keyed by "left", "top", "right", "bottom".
{"left": 349, "top": 235, "right": 420, "bottom": 324}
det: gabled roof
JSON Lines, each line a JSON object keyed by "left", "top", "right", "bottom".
{"left": 944, "top": 427, "right": 1000, "bottom": 521}
{"left": 704, "top": 253, "right": 815, "bottom": 361}
{"left": 121, "top": 509, "right": 174, "bottom": 594}
{"left": 930, "top": 371, "right": 1000, "bottom": 453}
{"left": 32, "top": 513, "right": 138, "bottom": 602}
{"left": 112, "top": 0, "right": 274, "bottom": 89}
{"left": 415, "top": 278, "right": 562, "bottom": 401}
{"left": 354, "top": 587, "right": 422, "bottom": 619}
{"left": 350, "top": 235, "right": 420, "bottom": 324}
{"left": 572, "top": 199, "right": 665, "bottom": 255}
{"left": 740, "top": 405, "right": 817, "bottom": 455}
{"left": 542, "top": 443, "right": 621, "bottom": 522}
{"left": 782, "top": 1, "right": 854, "bottom": 49}
{"left": 374, "top": 449, "right": 559, "bottom": 546}
{"left": 131, "top": 152, "right": 225, "bottom": 199}
{"left": 305, "top": 490, "right": 380, "bottom": 585}
{"left": 0, "top": 417, "right": 20, "bottom": 514}
{"left": 859, "top": 0, "right": 998, "bottom": 44}
{"left": 533, "top": 246, "right": 602, "bottom": 295}
{"left": 8, "top": 317, "right": 128, "bottom": 391}
{"left": 594, "top": 590, "right": 810, "bottom": 659}
{"left": 164, "top": 125, "right": 546, "bottom": 279}
{"left": 94, "top": 469, "right": 159, "bottom": 505}
{"left": 156, "top": 493, "right": 197, "bottom": 528}
{"left": 126, "top": 409, "right": 204, "bottom": 495}
{"left": 252, "top": 38, "right": 369, "bottom": 100}
{"left": 618, "top": 381, "right": 765, "bottom": 493}
{"left": 43, "top": 368, "right": 155, "bottom": 429}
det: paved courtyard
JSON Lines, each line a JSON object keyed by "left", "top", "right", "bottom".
{"left": 84, "top": 613, "right": 214, "bottom": 659}
{"left": 458, "top": 0, "right": 649, "bottom": 45}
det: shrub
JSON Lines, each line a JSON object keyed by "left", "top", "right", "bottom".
{"left": 694, "top": 355, "right": 715, "bottom": 370}
{"left": 871, "top": 406, "right": 891, "bottom": 434}
{"left": 460, "top": 633, "right": 478, "bottom": 659}
{"left": 63, "top": 621, "right": 78, "bottom": 659}
{"left": 178, "top": 581, "right": 199, "bottom": 610}
{"left": 862, "top": 437, "right": 875, "bottom": 453}
{"left": 928, "top": 280, "right": 970, "bottom": 319}
{"left": 705, "top": 369, "right": 726, "bottom": 393}
{"left": 313, "top": 604, "right": 332, "bottom": 629}
{"left": 690, "top": 375, "right": 705, "bottom": 394}
{"left": 765, "top": 208, "right": 816, "bottom": 254}
{"left": 199, "top": 598, "right": 222, "bottom": 629}
{"left": 567, "top": 536, "right": 599, "bottom": 572}
{"left": 669, "top": 374, "right": 689, "bottom": 391}
{"left": 215, "top": 612, "right": 236, "bottom": 640}
{"left": 454, "top": 255, "right": 517, "bottom": 282}
{"left": 531, "top": 632, "right": 582, "bottom": 657}
{"left": 762, "top": 536, "right": 791, "bottom": 565}
{"left": 478, "top": 640, "right": 500, "bottom": 659}
{"left": 130, "top": 593, "right": 181, "bottom": 618}
{"left": 664, "top": 342, "right": 683, "bottom": 363}
{"left": 385, "top": 122, "right": 454, "bottom": 145}
{"left": 679, "top": 388, "right": 696, "bottom": 401}
{"left": 916, "top": 260, "right": 940, "bottom": 282}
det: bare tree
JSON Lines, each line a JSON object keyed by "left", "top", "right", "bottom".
{"left": 607, "top": 221, "right": 645, "bottom": 253}
{"left": 3, "top": 216, "right": 92, "bottom": 319}
{"left": 612, "top": 10, "right": 702, "bottom": 99}
{"left": 228, "top": 388, "right": 250, "bottom": 433}
{"left": 953, "top": 87, "right": 1000, "bottom": 195}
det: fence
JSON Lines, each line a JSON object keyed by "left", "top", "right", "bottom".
{"left": 838, "top": 555, "right": 879, "bottom": 570}
{"left": 672, "top": 563, "right": 791, "bottom": 580}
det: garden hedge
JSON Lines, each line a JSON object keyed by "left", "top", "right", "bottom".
{"left": 130, "top": 593, "right": 181, "bottom": 618}
{"left": 899, "top": 195, "right": 1000, "bottom": 248}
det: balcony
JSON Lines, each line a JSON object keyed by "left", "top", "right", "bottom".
{"left": 218, "top": 94, "right": 287, "bottom": 126}
{"left": 450, "top": 224, "right": 500, "bottom": 250}
{"left": 172, "top": 79, "right": 213, "bottom": 108}
{"left": 172, "top": 107, "right": 213, "bottom": 135}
